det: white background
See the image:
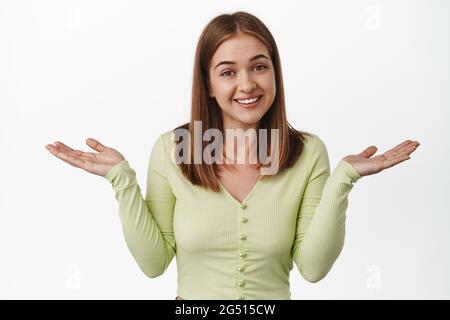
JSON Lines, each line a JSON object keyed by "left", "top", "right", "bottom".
{"left": 1, "top": 0, "right": 449, "bottom": 299}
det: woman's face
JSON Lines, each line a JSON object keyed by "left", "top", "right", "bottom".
{"left": 208, "top": 32, "right": 276, "bottom": 131}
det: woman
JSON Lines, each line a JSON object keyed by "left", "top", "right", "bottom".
{"left": 45, "top": 12, "right": 419, "bottom": 300}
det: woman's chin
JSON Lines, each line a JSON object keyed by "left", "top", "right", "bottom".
{"left": 232, "top": 117, "right": 262, "bottom": 129}
{"left": 221, "top": 109, "right": 265, "bottom": 130}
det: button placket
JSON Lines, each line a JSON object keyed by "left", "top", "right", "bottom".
{"left": 237, "top": 202, "right": 248, "bottom": 298}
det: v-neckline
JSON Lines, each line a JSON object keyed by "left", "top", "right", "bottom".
{"left": 218, "top": 177, "right": 262, "bottom": 206}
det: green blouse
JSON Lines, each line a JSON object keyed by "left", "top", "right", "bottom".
{"left": 105, "top": 130, "right": 361, "bottom": 300}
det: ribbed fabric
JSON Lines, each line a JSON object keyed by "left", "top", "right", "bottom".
{"left": 105, "top": 130, "right": 361, "bottom": 300}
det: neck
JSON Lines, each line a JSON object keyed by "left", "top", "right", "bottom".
{"left": 221, "top": 122, "right": 259, "bottom": 166}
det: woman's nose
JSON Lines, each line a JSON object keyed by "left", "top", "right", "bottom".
{"left": 237, "top": 72, "right": 256, "bottom": 92}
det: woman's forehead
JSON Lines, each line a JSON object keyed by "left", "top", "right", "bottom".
{"left": 212, "top": 34, "right": 270, "bottom": 64}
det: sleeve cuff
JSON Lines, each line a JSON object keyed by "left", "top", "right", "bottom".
{"left": 104, "top": 159, "right": 134, "bottom": 186}
{"left": 333, "top": 160, "right": 362, "bottom": 184}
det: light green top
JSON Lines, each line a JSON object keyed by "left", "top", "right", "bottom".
{"left": 105, "top": 130, "right": 361, "bottom": 300}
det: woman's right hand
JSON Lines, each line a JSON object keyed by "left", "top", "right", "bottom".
{"left": 45, "top": 138, "right": 125, "bottom": 177}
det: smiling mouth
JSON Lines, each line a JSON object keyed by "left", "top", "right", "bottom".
{"left": 233, "top": 95, "right": 263, "bottom": 107}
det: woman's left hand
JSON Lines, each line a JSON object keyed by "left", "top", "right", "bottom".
{"left": 342, "top": 140, "right": 420, "bottom": 177}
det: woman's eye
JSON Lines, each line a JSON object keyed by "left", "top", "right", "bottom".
{"left": 254, "top": 64, "right": 267, "bottom": 71}
{"left": 220, "top": 65, "right": 267, "bottom": 77}
{"left": 220, "top": 70, "right": 234, "bottom": 77}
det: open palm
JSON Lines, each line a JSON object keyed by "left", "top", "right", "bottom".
{"left": 45, "top": 138, "right": 125, "bottom": 177}
{"left": 343, "top": 140, "right": 420, "bottom": 177}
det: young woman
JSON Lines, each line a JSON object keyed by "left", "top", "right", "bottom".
{"left": 45, "top": 12, "right": 420, "bottom": 300}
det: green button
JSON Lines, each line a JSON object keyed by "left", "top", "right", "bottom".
{"left": 240, "top": 203, "right": 247, "bottom": 209}
{"left": 241, "top": 217, "right": 248, "bottom": 223}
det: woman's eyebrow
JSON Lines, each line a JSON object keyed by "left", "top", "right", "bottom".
{"left": 214, "top": 54, "right": 270, "bottom": 69}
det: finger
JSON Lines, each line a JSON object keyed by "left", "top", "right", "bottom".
{"left": 386, "top": 141, "right": 419, "bottom": 159}
{"left": 46, "top": 144, "right": 87, "bottom": 168}
{"left": 86, "top": 138, "right": 107, "bottom": 153}
{"left": 54, "top": 141, "right": 83, "bottom": 156}
{"left": 53, "top": 143, "right": 86, "bottom": 159}
{"left": 383, "top": 140, "right": 411, "bottom": 157}
{"left": 46, "top": 144, "right": 72, "bottom": 157}
{"left": 54, "top": 141, "right": 74, "bottom": 151}
{"left": 54, "top": 150, "right": 86, "bottom": 169}
{"left": 358, "top": 146, "right": 377, "bottom": 158}
{"left": 48, "top": 144, "right": 96, "bottom": 163}
{"left": 384, "top": 140, "right": 419, "bottom": 157}
{"left": 382, "top": 153, "right": 410, "bottom": 170}
{"left": 401, "top": 142, "right": 420, "bottom": 156}
{"left": 45, "top": 144, "right": 60, "bottom": 156}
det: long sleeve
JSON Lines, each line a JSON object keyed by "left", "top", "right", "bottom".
{"left": 104, "top": 134, "right": 176, "bottom": 278}
{"left": 291, "top": 136, "right": 361, "bottom": 283}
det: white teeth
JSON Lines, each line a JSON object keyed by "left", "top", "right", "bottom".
{"left": 236, "top": 96, "right": 260, "bottom": 104}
